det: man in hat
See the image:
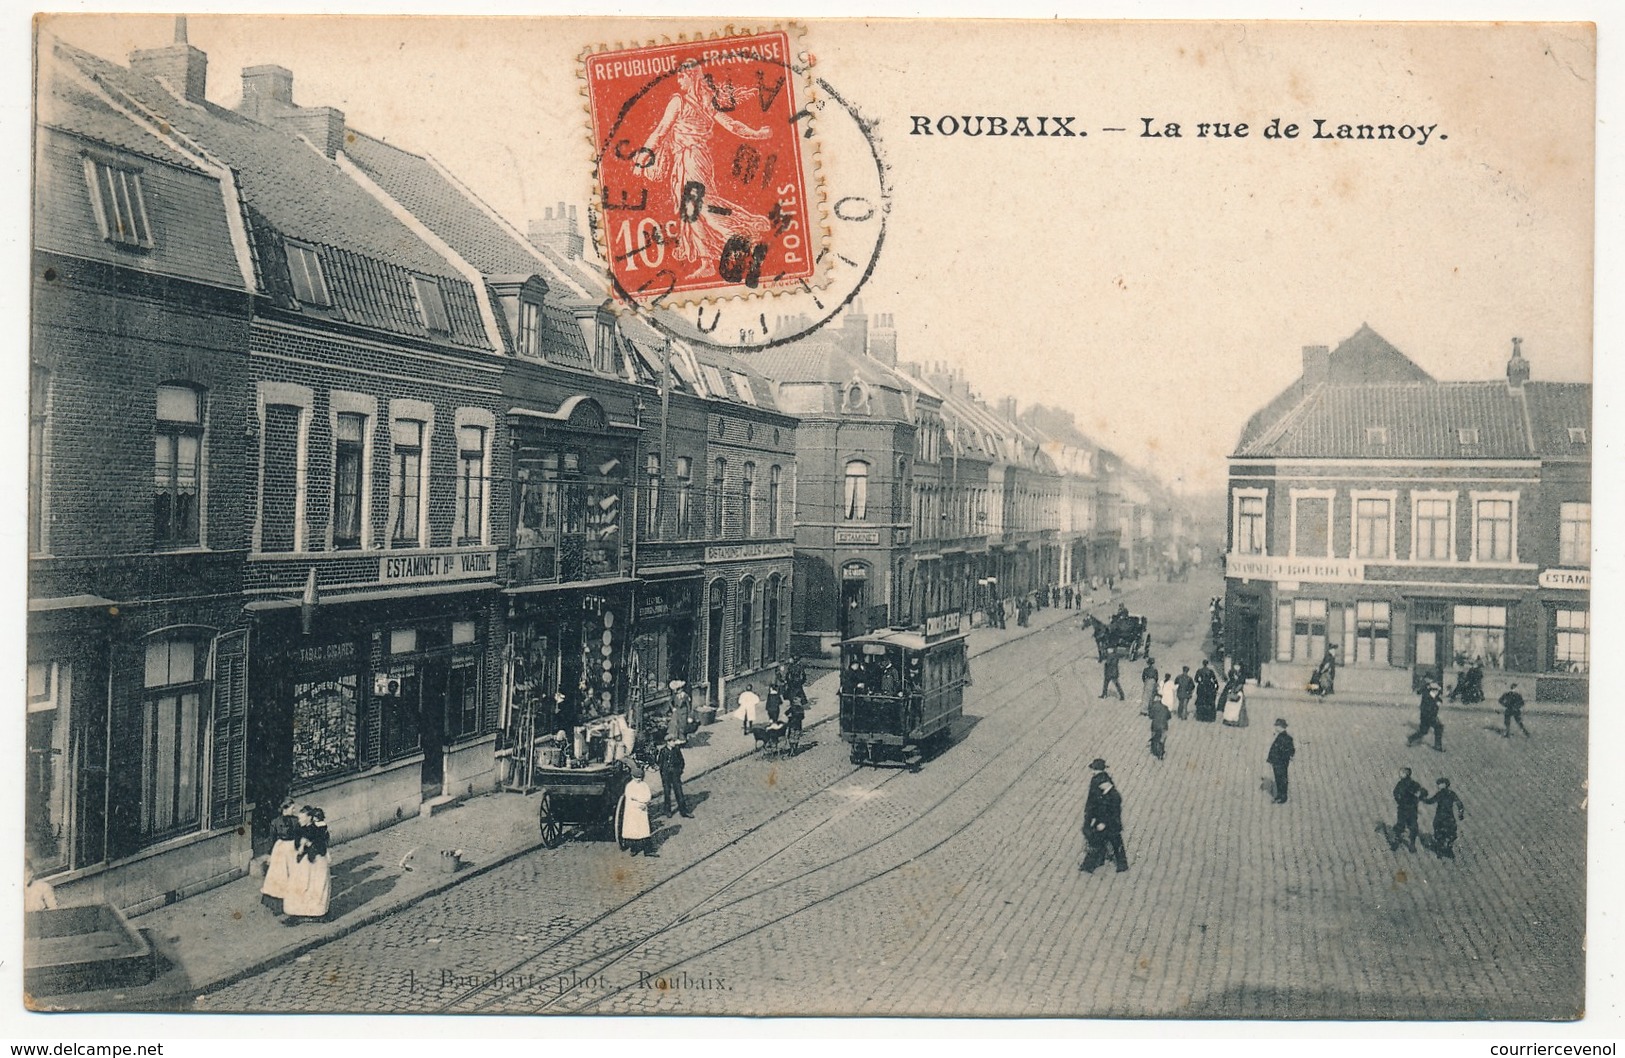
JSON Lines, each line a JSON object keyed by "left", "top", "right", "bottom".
{"left": 656, "top": 737, "right": 692, "bottom": 818}
{"left": 1423, "top": 777, "right": 1467, "bottom": 858}
{"left": 1148, "top": 692, "right": 1171, "bottom": 760}
{"left": 1174, "top": 664, "right": 1195, "bottom": 721}
{"left": 1080, "top": 758, "right": 1129, "bottom": 873}
{"left": 1139, "top": 657, "right": 1160, "bottom": 716}
{"left": 1266, "top": 719, "right": 1295, "bottom": 803}
{"left": 1099, "top": 652, "right": 1125, "bottom": 701}
{"left": 1407, "top": 679, "right": 1445, "bottom": 751}
{"left": 1499, "top": 682, "right": 1530, "bottom": 739}
{"left": 1387, "top": 766, "right": 1428, "bottom": 852}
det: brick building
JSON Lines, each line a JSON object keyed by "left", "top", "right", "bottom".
{"left": 30, "top": 36, "right": 257, "bottom": 910}
{"left": 1224, "top": 326, "right": 1591, "bottom": 702}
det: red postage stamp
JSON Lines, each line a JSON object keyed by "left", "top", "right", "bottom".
{"left": 584, "top": 29, "right": 821, "bottom": 306}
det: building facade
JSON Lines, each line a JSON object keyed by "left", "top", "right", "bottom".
{"left": 1223, "top": 327, "right": 1590, "bottom": 702}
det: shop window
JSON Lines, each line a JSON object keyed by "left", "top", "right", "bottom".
{"left": 1291, "top": 599, "right": 1327, "bottom": 662}
{"left": 738, "top": 576, "right": 756, "bottom": 670}
{"left": 390, "top": 419, "right": 425, "bottom": 546}
{"left": 447, "top": 655, "right": 482, "bottom": 741}
{"left": 844, "top": 460, "right": 869, "bottom": 520}
{"left": 1559, "top": 502, "right": 1590, "bottom": 567}
{"left": 1553, "top": 609, "right": 1588, "bottom": 674}
{"left": 1452, "top": 604, "right": 1506, "bottom": 669}
{"left": 84, "top": 158, "right": 152, "bottom": 249}
{"left": 378, "top": 662, "right": 422, "bottom": 762}
{"left": 763, "top": 574, "right": 781, "bottom": 661}
{"left": 26, "top": 661, "right": 72, "bottom": 874}
{"left": 1413, "top": 497, "right": 1453, "bottom": 562}
{"left": 291, "top": 672, "right": 360, "bottom": 783}
{"left": 1354, "top": 497, "right": 1392, "bottom": 560}
{"left": 455, "top": 424, "right": 488, "bottom": 545}
{"left": 140, "top": 635, "right": 209, "bottom": 841}
{"left": 333, "top": 412, "right": 367, "bottom": 548}
{"left": 154, "top": 384, "right": 204, "bottom": 549}
{"left": 1347, "top": 601, "right": 1391, "bottom": 666}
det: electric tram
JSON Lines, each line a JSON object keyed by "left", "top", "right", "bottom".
{"left": 838, "top": 614, "right": 971, "bottom": 766}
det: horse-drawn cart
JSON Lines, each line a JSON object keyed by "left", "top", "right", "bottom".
{"left": 1084, "top": 610, "right": 1151, "bottom": 660}
{"left": 535, "top": 759, "right": 633, "bottom": 849}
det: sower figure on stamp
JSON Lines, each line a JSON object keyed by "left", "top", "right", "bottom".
{"left": 1080, "top": 758, "right": 1129, "bottom": 874}
{"left": 1266, "top": 719, "right": 1295, "bottom": 804}
{"left": 1424, "top": 777, "right": 1467, "bottom": 859}
{"left": 1387, "top": 766, "right": 1428, "bottom": 852}
{"left": 1500, "top": 682, "right": 1530, "bottom": 739}
{"left": 1407, "top": 680, "right": 1445, "bottom": 751}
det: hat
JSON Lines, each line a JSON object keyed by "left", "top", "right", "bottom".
{"left": 668, "top": 679, "right": 686, "bottom": 690}
{"left": 1274, "top": 718, "right": 1288, "bottom": 728}
{"left": 1436, "top": 777, "right": 1451, "bottom": 787}
{"left": 1088, "top": 758, "right": 1108, "bottom": 770}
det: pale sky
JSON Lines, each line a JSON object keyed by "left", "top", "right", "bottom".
{"left": 40, "top": 15, "right": 1596, "bottom": 495}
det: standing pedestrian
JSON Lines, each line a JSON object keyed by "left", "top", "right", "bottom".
{"left": 24, "top": 859, "right": 57, "bottom": 912}
{"left": 1424, "top": 777, "right": 1467, "bottom": 858}
{"left": 765, "top": 679, "right": 784, "bottom": 724}
{"left": 1148, "top": 694, "right": 1171, "bottom": 760}
{"left": 1407, "top": 680, "right": 1445, "bottom": 751}
{"left": 1080, "top": 758, "right": 1129, "bottom": 874}
{"left": 1387, "top": 767, "right": 1428, "bottom": 852}
{"left": 1311, "top": 645, "right": 1338, "bottom": 697}
{"left": 1139, "top": 657, "right": 1159, "bottom": 715}
{"left": 1266, "top": 719, "right": 1295, "bottom": 804}
{"left": 1099, "top": 653, "right": 1125, "bottom": 700}
{"left": 283, "top": 806, "right": 331, "bottom": 923}
{"left": 737, "top": 688, "right": 763, "bottom": 735}
{"left": 260, "top": 796, "right": 300, "bottom": 912}
{"left": 1193, "top": 659, "right": 1220, "bottom": 722}
{"left": 657, "top": 737, "right": 693, "bottom": 818}
{"left": 666, "top": 679, "right": 692, "bottom": 744}
{"left": 1174, "top": 665, "right": 1195, "bottom": 721}
{"left": 1499, "top": 682, "right": 1530, "bottom": 739}
{"left": 620, "top": 764, "right": 654, "bottom": 856}
{"left": 786, "top": 656, "right": 809, "bottom": 709}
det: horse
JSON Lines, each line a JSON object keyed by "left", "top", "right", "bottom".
{"left": 1083, "top": 612, "right": 1150, "bottom": 661}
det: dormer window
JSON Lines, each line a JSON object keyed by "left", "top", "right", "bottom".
{"left": 1458, "top": 428, "right": 1479, "bottom": 446}
{"left": 285, "top": 241, "right": 330, "bottom": 307}
{"left": 518, "top": 299, "right": 543, "bottom": 358}
{"left": 1365, "top": 426, "right": 1388, "bottom": 446}
{"left": 731, "top": 372, "right": 757, "bottom": 405}
{"left": 593, "top": 316, "right": 615, "bottom": 372}
{"left": 411, "top": 276, "right": 450, "bottom": 334}
{"left": 843, "top": 379, "right": 870, "bottom": 414}
{"left": 1568, "top": 427, "right": 1588, "bottom": 445}
{"left": 84, "top": 158, "right": 152, "bottom": 250}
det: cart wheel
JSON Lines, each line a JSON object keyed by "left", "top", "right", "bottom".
{"left": 539, "top": 792, "right": 563, "bottom": 849}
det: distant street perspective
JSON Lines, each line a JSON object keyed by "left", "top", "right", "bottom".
{"left": 198, "top": 571, "right": 1585, "bottom": 1019}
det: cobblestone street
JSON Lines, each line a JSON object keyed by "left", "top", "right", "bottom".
{"left": 199, "top": 574, "right": 1586, "bottom": 1019}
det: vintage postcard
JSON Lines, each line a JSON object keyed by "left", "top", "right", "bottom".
{"left": 19, "top": 12, "right": 1599, "bottom": 1027}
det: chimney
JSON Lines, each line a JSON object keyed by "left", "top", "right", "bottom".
{"left": 130, "top": 16, "right": 208, "bottom": 104}
{"left": 1506, "top": 336, "right": 1530, "bottom": 388}
{"left": 1302, "top": 344, "right": 1330, "bottom": 386}
{"left": 869, "top": 311, "right": 898, "bottom": 367}
{"left": 998, "top": 396, "right": 1019, "bottom": 422}
{"left": 841, "top": 300, "right": 869, "bottom": 358}
{"left": 237, "top": 64, "right": 346, "bottom": 159}
{"left": 527, "top": 202, "right": 585, "bottom": 260}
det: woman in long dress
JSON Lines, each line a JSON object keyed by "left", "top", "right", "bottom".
{"left": 620, "top": 767, "right": 654, "bottom": 857}
{"left": 260, "top": 797, "right": 299, "bottom": 911}
{"left": 284, "top": 806, "right": 331, "bottom": 922}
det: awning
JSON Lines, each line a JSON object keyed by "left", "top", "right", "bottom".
{"left": 244, "top": 580, "right": 499, "bottom": 612}
{"left": 28, "top": 594, "right": 119, "bottom": 613}
{"left": 502, "top": 575, "right": 638, "bottom": 596}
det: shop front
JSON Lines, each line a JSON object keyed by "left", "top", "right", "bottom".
{"left": 628, "top": 574, "right": 700, "bottom": 723}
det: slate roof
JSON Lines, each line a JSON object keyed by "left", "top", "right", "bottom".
{"left": 751, "top": 339, "right": 916, "bottom": 420}
{"left": 1522, "top": 382, "right": 1593, "bottom": 460}
{"left": 1238, "top": 381, "right": 1536, "bottom": 459}
{"left": 40, "top": 40, "right": 201, "bottom": 172}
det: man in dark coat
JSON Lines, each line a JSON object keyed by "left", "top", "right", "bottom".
{"left": 1148, "top": 695, "right": 1171, "bottom": 760}
{"left": 1099, "top": 653, "right": 1125, "bottom": 700}
{"left": 1174, "top": 665, "right": 1195, "bottom": 721}
{"left": 1080, "top": 758, "right": 1128, "bottom": 873}
{"left": 1312, "top": 645, "right": 1337, "bottom": 696}
{"left": 1193, "top": 659, "right": 1220, "bottom": 722}
{"left": 1407, "top": 680, "right": 1445, "bottom": 751}
{"left": 656, "top": 738, "right": 693, "bottom": 818}
{"left": 1388, "top": 766, "right": 1428, "bottom": 852}
{"left": 1500, "top": 682, "right": 1530, "bottom": 738}
{"left": 1266, "top": 718, "right": 1295, "bottom": 803}
{"left": 1424, "top": 777, "right": 1467, "bottom": 858}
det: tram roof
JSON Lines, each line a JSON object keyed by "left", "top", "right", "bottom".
{"left": 842, "top": 628, "right": 967, "bottom": 651}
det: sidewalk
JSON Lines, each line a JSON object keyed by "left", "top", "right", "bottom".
{"left": 31, "top": 598, "right": 1087, "bottom": 1011}
{"left": 1241, "top": 680, "right": 1588, "bottom": 718}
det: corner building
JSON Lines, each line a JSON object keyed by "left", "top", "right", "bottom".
{"left": 1224, "top": 326, "right": 1590, "bottom": 702}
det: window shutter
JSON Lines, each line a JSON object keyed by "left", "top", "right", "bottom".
{"left": 209, "top": 629, "right": 250, "bottom": 827}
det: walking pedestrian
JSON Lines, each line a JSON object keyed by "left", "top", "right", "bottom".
{"left": 1311, "top": 645, "right": 1338, "bottom": 697}
{"left": 1099, "top": 653, "right": 1125, "bottom": 700}
{"left": 1080, "top": 758, "right": 1129, "bottom": 873}
{"left": 283, "top": 806, "right": 331, "bottom": 923}
{"left": 1193, "top": 659, "right": 1220, "bottom": 722}
{"left": 786, "top": 656, "right": 809, "bottom": 709}
{"left": 260, "top": 796, "right": 299, "bottom": 912}
{"left": 1387, "top": 767, "right": 1428, "bottom": 852}
{"left": 1139, "top": 657, "right": 1159, "bottom": 715}
{"left": 657, "top": 737, "right": 693, "bottom": 817}
{"left": 737, "top": 688, "right": 764, "bottom": 735}
{"left": 765, "top": 679, "right": 784, "bottom": 724}
{"left": 1148, "top": 694, "right": 1171, "bottom": 760}
{"left": 1407, "top": 680, "right": 1445, "bottom": 752}
{"left": 1174, "top": 665, "right": 1195, "bottom": 721}
{"left": 1500, "top": 682, "right": 1530, "bottom": 739}
{"left": 620, "top": 764, "right": 654, "bottom": 856}
{"left": 1266, "top": 719, "right": 1295, "bottom": 804}
{"left": 1424, "top": 777, "right": 1467, "bottom": 858}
